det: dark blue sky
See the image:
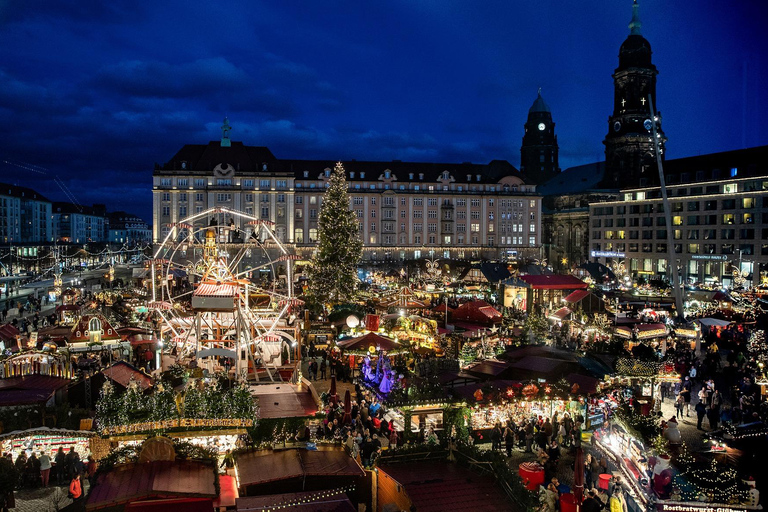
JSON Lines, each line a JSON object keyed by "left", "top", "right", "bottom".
{"left": 0, "top": 0, "right": 765, "bottom": 221}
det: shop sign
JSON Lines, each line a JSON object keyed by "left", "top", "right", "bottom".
{"left": 590, "top": 251, "right": 625, "bottom": 258}
{"left": 691, "top": 255, "right": 728, "bottom": 261}
{"left": 657, "top": 505, "right": 748, "bottom": 512}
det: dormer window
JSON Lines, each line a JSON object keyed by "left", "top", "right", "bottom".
{"left": 419, "top": 173, "right": 424, "bottom": 180}
{"left": 443, "top": 171, "right": 449, "bottom": 180}
{"left": 409, "top": 173, "right": 414, "bottom": 180}
{"left": 303, "top": 171, "right": 309, "bottom": 178}
{"left": 350, "top": 172, "right": 355, "bottom": 178}
{"left": 385, "top": 170, "right": 391, "bottom": 178}
{"left": 324, "top": 169, "right": 330, "bottom": 177}
{"left": 467, "top": 175, "right": 471, "bottom": 181}
{"left": 360, "top": 172, "right": 365, "bottom": 179}
{"left": 476, "top": 175, "right": 481, "bottom": 182}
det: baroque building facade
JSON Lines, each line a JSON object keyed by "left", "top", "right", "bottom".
{"left": 152, "top": 122, "right": 542, "bottom": 263}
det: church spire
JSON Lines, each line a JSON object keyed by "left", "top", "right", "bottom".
{"left": 629, "top": 0, "right": 642, "bottom": 35}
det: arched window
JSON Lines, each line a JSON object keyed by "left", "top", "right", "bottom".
{"left": 89, "top": 318, "right": 102, "bottom": 332}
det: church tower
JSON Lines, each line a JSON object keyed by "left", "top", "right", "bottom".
{"left": 520, "top": 89, "right": 560, "bottom": 184}
{"left": 603, "top": 0, "right": 666, "bottom": 188}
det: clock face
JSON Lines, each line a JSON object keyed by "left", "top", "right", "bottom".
{"left": 643, "top": 119, "right": 653, "bottom": 131}
{"left": 613, "top": 121, "right": 621, "bottom": 132}
{"left": 537, "top": 123, "right": 546, "bottom": 131}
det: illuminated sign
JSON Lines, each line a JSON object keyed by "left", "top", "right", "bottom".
{"left": 691, "top": 255, "right": 728, "bottom": 261}
{"left": 590, "top": 251, "right": 626, "bottom": 258}
{"left": 656, "top": 504, "right": 748, "bottom": 512}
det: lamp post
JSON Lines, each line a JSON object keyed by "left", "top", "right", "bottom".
{"left": 648, "top": 94, "right": 684, "bottom": 322}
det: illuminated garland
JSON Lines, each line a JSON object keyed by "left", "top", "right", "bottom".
{"left": 673, "top": 459, "right": 748, "bottom": 504}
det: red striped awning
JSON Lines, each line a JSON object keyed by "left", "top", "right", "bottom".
{"left": 194, "top": 283, "right": 237, "bottom": 297}
{"left": 148, "top": 301, "right": 172, "bottom": 310}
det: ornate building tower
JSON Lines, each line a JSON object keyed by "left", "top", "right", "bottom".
{"left": 521, "top": 89, "right": 560, "bottom": 184}
{"left": 603, "top": 0, "right": 666, "bottom": 187}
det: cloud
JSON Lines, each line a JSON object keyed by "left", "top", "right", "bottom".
{"left": 94, "top": 58, "right": 251, "bottom": 99}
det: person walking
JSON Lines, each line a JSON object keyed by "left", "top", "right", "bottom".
{"left": 695, "top": 400, "right": 707, "bottom": 430}
{"left": 320, "top": 358, "right": 327, "bottom": 380}
{"left": 681, "top": 377, "right": 692, "bottom": 417}
{"left": 39, "top": 450, "right": 51, "bottom": 487}
{"left": 491, "top": 421, "right": 502, "bottom": 452}
{"left": 675, "top": 394, "right": 684, "bottom": 418}
{"left": 504, "top": 424, "right": 515, "bottom": 457}
{"left": 68, "top": 473, "right": 82, "bottom": 502}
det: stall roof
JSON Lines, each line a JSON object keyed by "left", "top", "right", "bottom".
{"left": 509, "top": 356, "right": 567, "bottom": 375}
{"left": 0, "top": 324, "right": 20, "bottom": 342}
{"left": 0, "top": 375, "right": 71, "bottom": 406}
{"left": 563, "top": 290, "right": 591, "bottom": 303}
{"left": 519, "top": 275, "right": 587, "bottom": 290}
{"left": 0, "top": 426, "right": 96, "bottom": 443}
{"left": 86, "top": 460, "right": 217, "bottom": 511}
{"left": 236, "top": 491, "right": 356, "bottom": 512}
{"left": 636, "top": 323, "right": 667, "bottom": 332}
{"left": 696, "top": 317, "right": 732, "bottom": 327}
{"left": 379, "top": 461, "right": 510, "bottom": 512}
{"left": 464, "top": 360, "right": 513, "bottom": 378}
{"left": 101, "top": 361, "right": 152, "bottom": 391}
{"left": 336, "top": 332, "right": 400, "bottom": 352}
{"left": 124, "top": 498, "right": 213, "bottom": 512}
{"left": 251, "top": 384, "right": 318, "bottom": 419}
{"left": 549, "top": 307, "right": 572, "bottom": 320}
{"left": 236, "top": 449, "right": 364, "bottom": 488}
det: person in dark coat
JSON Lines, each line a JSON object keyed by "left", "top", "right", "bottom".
{"left": 695, "top": 400, "right": 707, "bottom": 430}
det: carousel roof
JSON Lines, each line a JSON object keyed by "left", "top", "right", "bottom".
{"left": 194, "top": 282, "right": 238, "bottom": 297}
{"left": 236, "top": 449, "right": 364, "bottom": 488}
{"left": 335, "top": 332, "right": 400, "bottom": 352}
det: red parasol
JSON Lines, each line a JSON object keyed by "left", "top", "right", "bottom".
{"left": 573, "top": 446, "right": 585, "bottom": 508}
{"left": 342, "top": 390, "right": 352, "bottom": 425}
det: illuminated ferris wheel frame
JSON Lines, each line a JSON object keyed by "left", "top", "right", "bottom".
{"left": 150, "top": 207, "right": 302, "bottom": 381}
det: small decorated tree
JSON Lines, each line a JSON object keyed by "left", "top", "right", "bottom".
{"left": 459, "top": 342, "right": 477, "bottom": 366}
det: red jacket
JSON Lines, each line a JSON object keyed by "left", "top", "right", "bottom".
{"left": 69, "top": 477, "right": 82, "bottom": 499}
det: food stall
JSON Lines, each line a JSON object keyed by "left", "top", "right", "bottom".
{"left": 592, "top": 424, "right": 653, "bottom": 512}
{"left": 385, "top": 404, "right": 445, "bottom": 436}
{"left": 0, "top": 427, "right": 97, "bottom": 461}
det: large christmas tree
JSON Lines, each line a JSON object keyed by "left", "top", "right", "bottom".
{"left": 307, "top": 162, "right": 363, "bottom": 307}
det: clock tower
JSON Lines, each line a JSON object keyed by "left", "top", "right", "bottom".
{"left": 521, "top": 89, "right": 560, "bottom": 184}
{"left": 603, "top": 0, "right": 667, "bottom": 188}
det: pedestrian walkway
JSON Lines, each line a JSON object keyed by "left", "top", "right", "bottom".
{"left": 11, "top": 479, "right": 90, "bottom": 512}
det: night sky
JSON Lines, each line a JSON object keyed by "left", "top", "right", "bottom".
{"left": 0, "top": 1, "right": 765, "bottom": 221}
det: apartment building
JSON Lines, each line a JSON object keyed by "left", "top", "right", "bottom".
{"left": 588, "top": 147, "right": 768, "bottom": 286}
{"left": 53, "top": 203, "right": 109, "bottom": 243}
{"left": 152, "top": 131, "right": 542, "bottom": 262}
{"left": 0, "top": 182, "right": 53, "bottom": 244}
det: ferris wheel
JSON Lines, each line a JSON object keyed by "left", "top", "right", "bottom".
{"left": 150, "top": 207, "right": 302, "bottom": 381}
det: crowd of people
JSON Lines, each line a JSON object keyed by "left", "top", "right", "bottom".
{"left": 5, "top": 446, "right": 96, "bottom": 503}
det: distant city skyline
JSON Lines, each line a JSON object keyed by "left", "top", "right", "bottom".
{"left": 0, "top": 0, "right": 765, "bottom": 221}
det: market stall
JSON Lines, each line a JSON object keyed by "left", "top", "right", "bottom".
{"left": 0, "top": 427, "right": 97, "bottom": 461}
